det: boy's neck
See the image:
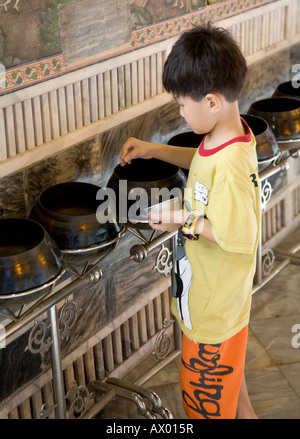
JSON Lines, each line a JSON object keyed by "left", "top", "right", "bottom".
{"left": 204, "top": 101, "right": 244, "bottom": 150}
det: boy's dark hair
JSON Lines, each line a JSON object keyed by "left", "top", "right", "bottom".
{"left": 163, "top": 22, "right": 247, "bottom": 102}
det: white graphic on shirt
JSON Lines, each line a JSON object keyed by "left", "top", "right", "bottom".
{"left": 175, "top": 257, "right": 192, "bottom": 330}
{"left": 194, "top": 181, "right": 209, "bottom": 205}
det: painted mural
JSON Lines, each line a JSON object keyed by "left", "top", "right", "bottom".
{"left": 130, "top": 0, "right": 206, "bottom": 28}
{"left": 0, "top": 0, "right": 224, "bottom": 69}
{"left": 0, "top": 0, "right": 73, "bottom": 68}
{"left": 0, "top": 0, "right": 273, "bottom": 94}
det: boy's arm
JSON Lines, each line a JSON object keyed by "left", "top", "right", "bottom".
{"left": 120, "top": 137, "right": 196, "bottom": 170}
{"left": 194, "top": 217, "right": 217, "bottom": 244}
{"left": 148, "top": 210, "right": 217, "bottom": 244}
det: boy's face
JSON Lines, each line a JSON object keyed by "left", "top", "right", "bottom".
{"left": 176, "top": 95, "right": 219, "bottom": 135}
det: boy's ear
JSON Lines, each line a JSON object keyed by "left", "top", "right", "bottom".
{"left": 206, "top": 93, "right": 222, "bottom": 112}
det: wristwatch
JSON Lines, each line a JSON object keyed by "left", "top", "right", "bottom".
{"left": 181, "top": 212, "right": 204, "bottom": 241}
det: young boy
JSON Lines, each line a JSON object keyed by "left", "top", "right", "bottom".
{"left": 119, "top": 22, "right": 260, "bottom": 419}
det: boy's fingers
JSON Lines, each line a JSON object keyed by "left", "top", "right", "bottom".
{"left": 120, "top": 154, "right": 132, "bottom": 166}
{"left": 120, "top": 147, "right": 135, "bottom": 165}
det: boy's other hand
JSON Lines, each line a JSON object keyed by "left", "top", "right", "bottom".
{"left": 120, "top": 137, "right": 153, "bottom": 166}
{"left": 148, "top": 209, "right": 188, "bottom": 233}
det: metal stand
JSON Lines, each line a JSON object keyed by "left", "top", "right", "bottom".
{"left": 0, "top": 227, "right": 127, "bottom": 419}
{"left": 0, "top": 225, "right": 177, "bottom": 419}
{"left": 254, "top": 159, "right": 290, "bottom": 292}
{"left": 2, "top": 152, "right": 297, "bottom": 419}
{"left": 48, "top": 304, "right": 66, "bottom": 419}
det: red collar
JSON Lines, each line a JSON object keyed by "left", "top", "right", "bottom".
{"left": 198, "top": 118, "right": 252, "bottom": 157}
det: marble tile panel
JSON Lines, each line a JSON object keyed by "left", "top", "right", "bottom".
{"left": 250, "top": 264, "right": 300, "bottom": 321}
{"left": 145, "top": 355, "right": 182, "bottom": 388}
{"left": 278, "top": 363, "right": 300, "bottom": 399}
{"left": 275, "top": 227, "right": 300, "bottom": 252}
{"left": 99, "top": 108, "right": 160, "bottom": 185}
{"left": 97, "top": 396, "right": 148, "bottom": 419}
{"left": 290, "top": 42, "right": 300, "bottom": 67}
{"left": 0, "top": 330, "right": 42, "bottom": 404}
{"left": 158, "top": 101, "right": 188, "bottom": 145}
{"left": 239, "top": 48, "right": 291, "bottom": 114}
{"left": 249, "top": 314, "right": 300, "bottom": 366}
{"left": 245, "top": 328, "right": 274, "bottom": 371}
{"left": 0, "top": 170, "right": 26, "bottom": 218}
{"left": 245, "top": 366, "right": 300, "bottom": 419}
{"left": 24, "top": 136, "right": 102, "bottom": 214}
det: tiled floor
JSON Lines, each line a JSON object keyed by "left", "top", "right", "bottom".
{"left": 100, "top": 228, "right": 300, "bottom": 420}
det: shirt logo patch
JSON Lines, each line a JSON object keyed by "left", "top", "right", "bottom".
{"left": 194, "top": 181, "right": 209, "bottom": 205}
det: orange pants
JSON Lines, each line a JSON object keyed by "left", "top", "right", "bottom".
{"left": 180, "top": 325, "right": 248, "bottom": 419}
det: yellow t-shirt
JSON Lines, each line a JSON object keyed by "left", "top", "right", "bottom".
{"left": 171, "top": 119, "right": 261, "bottom": 344}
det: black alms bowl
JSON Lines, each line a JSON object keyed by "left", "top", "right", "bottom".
{"left": 241, "top": 114, "right": 279, "bottom": 160}
{"left": 0, "top": 218, "right": 64, "bottom": 296}
{"left": 248, "top": 97, "right": 300, "bottom": 150}
{"left": 107, "top": 158, "right": 186, "bottom": 228}
{"left": 29, "top": 182, "right": 123, "bottom": 250}
{"left": 273, "top": 81, "right": 300, "bottom": 100}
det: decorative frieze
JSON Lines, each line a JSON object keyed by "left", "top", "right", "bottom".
{"left": 0, "top": 0, "right": 299, "bottom": 179}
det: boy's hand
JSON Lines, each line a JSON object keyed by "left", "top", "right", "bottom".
{"left": 120, "top": 137, "right": 153, "bottom": 166}
{"left": 148, "top": 209, "right": 189, "bottom": 233}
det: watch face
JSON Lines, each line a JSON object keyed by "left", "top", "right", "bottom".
{"left": 182, "top": 213, "right": 200, "bottom": 241}
{"left": 186, "top": 216, "right": 195, "bottom": 227}
{"left": 184, "top": 214, "right": 197, "bottom": 229}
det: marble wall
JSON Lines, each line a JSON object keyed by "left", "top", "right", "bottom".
{"left": 0, "top": 41, "right": 299, "bottom": 410}
{"left": 240, "top": 42, "right": 300, "bottom": 113}
{"left": 0, "top": 99, "right": 184, "bottom": 407}
{"left": 1, "top": 41, "right": 299, "bottom": 220}
{"left": 0, "top": 99, "right": 186, "bottom": 220}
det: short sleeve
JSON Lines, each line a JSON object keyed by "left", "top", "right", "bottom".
{"left": 207, "top": 180, "right": 258, "bottom": 254}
